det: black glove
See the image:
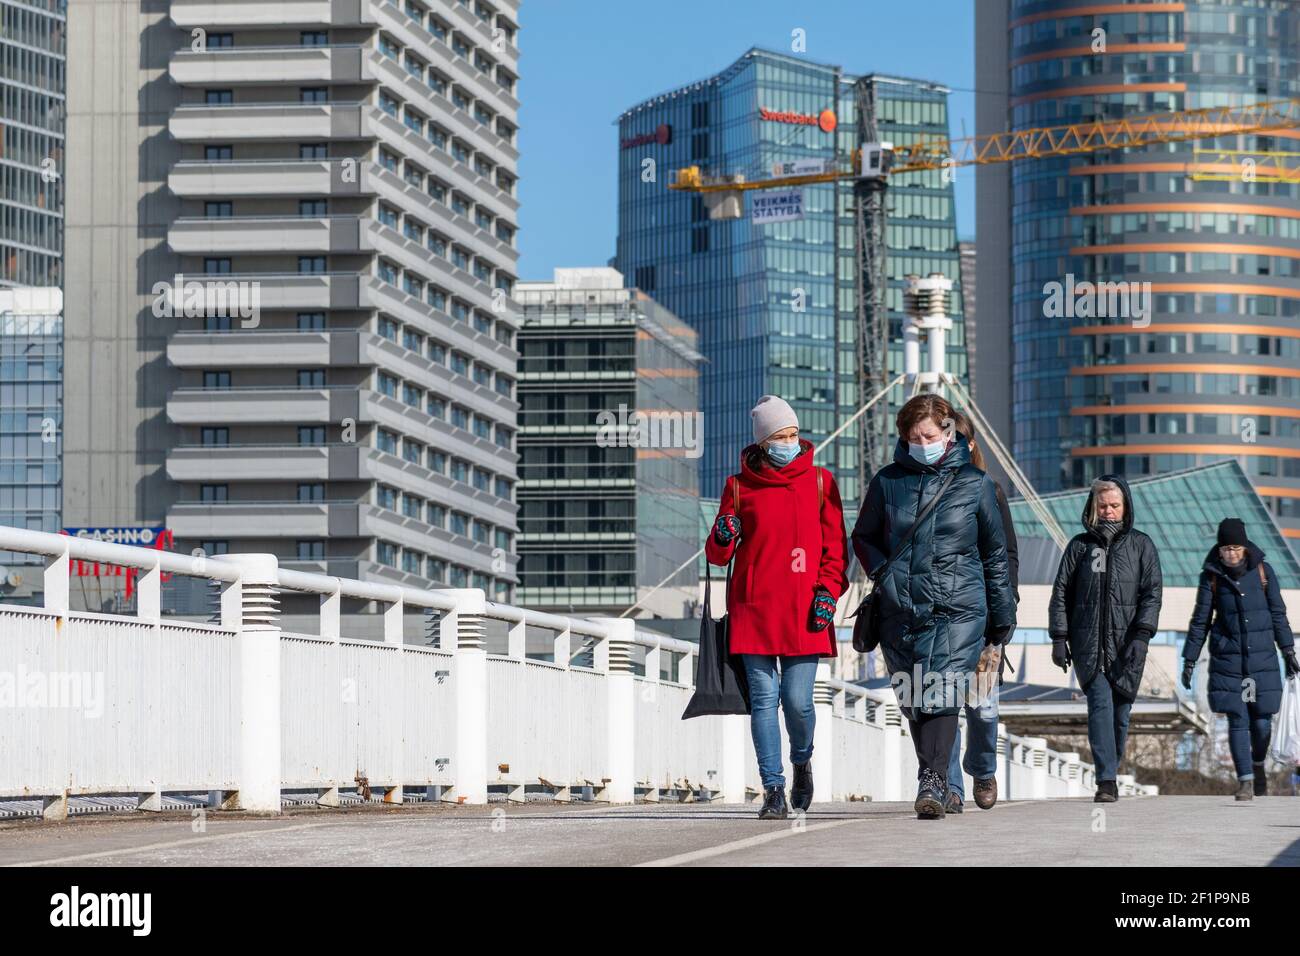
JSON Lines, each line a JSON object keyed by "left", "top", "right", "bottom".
{"left": 1285, "top": 651, "right": 1300, "bottom": 679}
{"left": 985, "top": 625, "right": 1012, "bottom": 647}
{"left": 1130, "top": 627, "right": 1154, "bottom": 643}
{"left": 810, "top": 586, "right": 836, "bottom": 632}
{"left": 1051, "top": 638, "right": 1071, "bottom": 673}
{"left": 713, "top": 513, "right": 741, "bottom": 546}
{"left": 1181, "top": 661, "right": 1194, "bottom": 690}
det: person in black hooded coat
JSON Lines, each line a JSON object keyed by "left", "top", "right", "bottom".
{"left": 1048, "top": 474, "right": 1163, "bottom": 802}
{"left": 1182, "top": 518, "right": 1299, "bottom": 799}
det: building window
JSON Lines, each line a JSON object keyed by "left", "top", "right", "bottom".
{"left": 450, "top": 353, "right": 468, "bottom": 376}
{"left": 402, "top": 550, "right": 423, "bottom": 574}
{"left": 205, "top": 144, "right": 233, "bottom": 161}
{"left": 299, "top": 256, "right": 326, "bottom": 274}
{"left": 494, "top": 477, "right": 511, "bottom": 500}
{"left": 378, "top": 316, "right": 399, "bottom": 341}
{"left": 297, "top": 483, "right": 325, "bottom": 502}
{"left": 427, "top": 450, "right": 447, "bottom": 473}
{"left": 203, "top": 371, "right": 232, "bottom": 389}
{"left": 201, "top": 427, "right": 229, "bottom": 446}
{"left": 450, "top": 512, "right": 468, "bottom": 536}
{"left": 450, "top": 406, "right": 469, "bottom": 430}
{"left": 450, "top": 565, "right": 468, "bottom": 588}
{"left": 299, "top": 143, "right": 328, "bottom": 160}
{"left": 205, "top": 201, "right": 233, "bottom": 218}
{"left": 450, "top": 458, "right": 468, "bottom": 483}
{"left": 402, "top": 494, "right": 423, "bottom": 518}
{"left": 200, "top": 484, "right": 228, "bottom": 502}
{"left": 300, "top": 30, "right": 328, "bottom": 46}
{"left": 377, "top": 372, "right": 399, "bottom": 398}
{"left": 297, "top": 369, "right": 325, "bottom": 388}
{"left": 427, "top": 559, "right": 446, "bottom": 583}
{"left": 427, "top": 342, "right": 447, "bottom": 364}
{"left": 378, "top": 260, "right": 398, "bottom": 284}
{"left": 402, "top": 439, "right": 423, "bottom": 464}
{"left": 402, "top": 329, "right": 423, "bottom": 353}
{"left": 379, "top": 91, "right": 400, "bottom": 117}
{"left": 204, "top": 315, "right": 232, "bottom": 332}
{"left": 378, "top": 485, "right": 398, "bottom": 510}
{"left": 204, "top": 258, "right": 232, "bottom": 274}
{"left": 200, "top": 540, "right": 229, "bottom": 557}
{"left": 379, "top": 149, "right": 399, "bottom": 172}
{"left": 300, "top": 87, "right": 328, "bottom": 104}
{"left": 377, "top": 542, "right": 398, "bottom": 567}
{"left": 297, "top": 312, "right": 326, "bottom": 330}
{"left": 427, "top": 288, "right": 447, "bottom": 312}
{"left": 298, "top": 426, "right": 326, "bottom": 446}
{"left": 378, "top": 205, "right": 400, "bottom": 229}
{"left": 299, "top": 198, "right": 327, "bottom": 217}
{"left": 427, "top": 503, "right": 446, "bottom": 528}
{"left": 205, "top": 89, "right": 233, "bottom": 105}
{"left": 403, "top": 384, "right": 422, "bottom": 407}
{"left": 297, "top": 540, "right": 326, "bottom": 561}
{"left": 376, "top": 428, "right": 398, "bottom": 454}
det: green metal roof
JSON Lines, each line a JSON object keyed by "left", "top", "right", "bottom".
{"left": 1008, "top": 460, "right": 1300, "bottom": 589}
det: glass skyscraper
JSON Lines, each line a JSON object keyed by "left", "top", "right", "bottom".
{"left": 615, "top": 48, "right": 967, "bottom": 511}
{"left": 995, "top": 0, "right": 1300, "bottom": 550}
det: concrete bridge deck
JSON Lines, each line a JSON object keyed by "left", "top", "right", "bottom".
{"left": 1, "top": 796, "right": 1295, "bottom": 867}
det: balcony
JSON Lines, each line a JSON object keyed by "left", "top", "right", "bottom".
{"left": 166, "top": 443, "right": 366, "bottom": 482}
{"left": 161, "top": 272, "right": 364, "bottom": 311}
{"left": 166, "top": 385, "right": 363, "bottom": 426}
{"left": 168, "top": 216, "right": 366, "bottom": 255}
{"left": 169, "top": 102, "right": 375, "bottom": 142}
{"left": 167, "top": 499, "right": 362, "bottom": 539}
{"left": 169, "top": 0, "right": 373, "bottom": 28}
{"left": 169, "top": 45, "right": 372, "bottom": 87}
{"left": 167, "top": 330, "right": 364, "bottom": 368}
{"left": 168, "top": 160, "right": 376, "bottom": 199}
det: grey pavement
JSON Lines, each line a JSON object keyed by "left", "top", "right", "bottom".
{"left": 0, "top": 796, "right": 1296, "bottom": 867}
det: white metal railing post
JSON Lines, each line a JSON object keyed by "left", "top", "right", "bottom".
{"left": 812, "top": 661, "right": 835, "bottom": 802}
{"left": 882, "top": 701, "right": 904, "bottom": 802}
{"left": 442, "top": 588, "right": 487, "bottom": 804}
{"left": 720, "top": 714, "right": 747, "bottom": 804}
{"left": 1063, "top": 752, "right": 1082, "bottom": 798}
{"left": 43, "top": 536, "right": 69, "bottom": 615}
{"left": 1025, "top": 735, "right": 1049, "bottom": 801}
{"left": 382, "top": 595, "right": 404, "bottom": 803}
{"left": 995, "top": 723, "right": 1009, "bottom": 801}
{"left": 136, "top": 555, "right": 163, "bottom": 813}
{"left": 225, "top": 553, "right": 282, "bottom": 813}
{"left": 591, "top": 617, "right": 636, "bottom": 803}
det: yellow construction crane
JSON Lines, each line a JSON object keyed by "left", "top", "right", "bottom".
{"left": 1188, "top": 146, "right": 1300, "bottom": 184}
{"left": 667, "top": 96, "right": 1300, "bottom": 479}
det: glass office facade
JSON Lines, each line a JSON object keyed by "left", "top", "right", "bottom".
{"left": 1006, "top": 1, "right": 1300, "bottom": 554}
{"left": 616, "top": 48, "right": 966, "bottom": 514}
{"left": 516, "top": 271, "right": 701, "bottom": 615}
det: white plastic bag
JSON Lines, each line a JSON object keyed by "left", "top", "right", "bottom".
{"left": 1270, "top": 675, "right": 1300, "bottom": 764}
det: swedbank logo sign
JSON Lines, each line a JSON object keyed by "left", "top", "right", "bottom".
{"left": 759, "top": 107, "right": 837, "bottom": 133}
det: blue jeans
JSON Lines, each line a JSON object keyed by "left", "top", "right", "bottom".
{"left": 947, "top": 696, "right": 1000, "bottom": 799}
{"left": 1084, "top": 671, "right": 1133, "bottom": 782}
{"left": 741, "top": 654, "right": 819, "bottom": 790}
{"left": 1227, "top": 706, "right": 1272, "bottom": 780}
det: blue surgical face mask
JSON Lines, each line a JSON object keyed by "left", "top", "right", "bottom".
{"left": 908, "top": 439, "right": 947, "bottom": 466}
{"left": 765, "top": 439, "right": 800, "bottom": 466}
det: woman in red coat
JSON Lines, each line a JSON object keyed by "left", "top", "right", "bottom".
{"left": 705, "top": 396, "right": 849, "bottom": 819}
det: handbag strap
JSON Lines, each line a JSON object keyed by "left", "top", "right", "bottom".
{"left": 705, "top": 477, "right": 741, "bottom": 618}
{"left": 871, "top": 469, "right": 957, "bottom": 582}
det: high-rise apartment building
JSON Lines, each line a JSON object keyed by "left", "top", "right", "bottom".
{"left": 0, "top": 1, "right": 64, "bottom": 603}
{"left": 516, "top": 267, "right": 701, "bottom": 618}
{"left": 978, "top": 0, "right": 1300, "bottom": 550}
{"left": 64, "top": 0, "right": 521, "bottom": 599}
{"left": 616, "top": 49, "right": 968, "bottom": 512}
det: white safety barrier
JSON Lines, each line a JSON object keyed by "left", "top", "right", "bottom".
{"left": 0, "top": 528, "right": 1132, "bottom": 817}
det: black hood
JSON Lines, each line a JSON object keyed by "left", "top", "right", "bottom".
{"left": 1202, "top": 540, "right": 1264, "bottom": 577}
{"left": 1081, "top": 473, "right": 1135, "bottom": 537}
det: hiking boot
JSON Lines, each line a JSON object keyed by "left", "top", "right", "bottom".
{"left": 791, "top": 761, "right": 814, "bottom": 812}
{"left": 1093, "top": 780, "right": 1118, "bottom": 803}
{"left": 915, "top": 769, "right": 947, "bottom": 820}
{"left": 758, "top": 785, "right": 788, "bottom": 820}
{"left": 1252, "top": 764, "right": 1267, "bottom": 796}
{"left": 944, "top": 789, "right": 964, "bottom": 814}
{"left": 1235, "top": 779, "right": 1254, "bottom": 802}
{"left": 973, "top": 776, "right": 998, "bottom": 810}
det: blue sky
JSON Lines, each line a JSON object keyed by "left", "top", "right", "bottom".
{"left": 515, "top": 0, "right": 976, "bottom": 280}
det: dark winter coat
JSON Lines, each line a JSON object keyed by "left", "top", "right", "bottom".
{"left": 850, "top": 435, "right": 1016, "bottom": 716}
{"left": 1048, "top": 474, "right": 1163, "bottom": 701}
{"left": 705, "top": 439, "right": 849, "bottom": 657}
{"left": 1183, "top": 542, "right": 1295, "bottom": 717}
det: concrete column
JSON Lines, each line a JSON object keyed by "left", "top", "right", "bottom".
{"left": 1063, "top": 752, "right": 1082, "bottom": 798}
{"left": 592, "top": 617, "right": 636, "bottom": 804}
{"left": 443, "top": 589, "right": 487, "bottom": 805}
{"left": 812, "top": 661, "right": 835, "bottom": 802}
{"left": 227, "top": 553, "right": 281, "bottom": 813}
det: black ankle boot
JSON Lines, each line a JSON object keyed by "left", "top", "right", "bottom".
{"left": 791, "top": 761, "right": 814, "bottom": 812}
{"left": 1252, "top": 764, "right": 1267, "bottom": 796}
{"left": 915, "top": 769, "right": 947, "bottom": 819}
{"left": 758, "top": 785, "right": 788, "bottom": 820}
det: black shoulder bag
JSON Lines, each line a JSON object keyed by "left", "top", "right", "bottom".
{"left": 850, "top": 471, "right": 957, "bottom": 653}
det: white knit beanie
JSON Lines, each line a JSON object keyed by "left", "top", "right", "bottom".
{"left": 751, "top": 395, "right": 799, "bottom": 444}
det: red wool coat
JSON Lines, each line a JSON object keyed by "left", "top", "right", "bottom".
{"left": 705, "top": 440, "right": 849, "bottom": 657}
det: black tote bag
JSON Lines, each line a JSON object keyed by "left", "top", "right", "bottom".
{"left": 682, "top": 561, "right": 751, "bottom": 718}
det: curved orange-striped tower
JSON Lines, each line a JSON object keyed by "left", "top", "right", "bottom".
{"left": 1001, "top": 0, "right": 1300, "bottom": 549}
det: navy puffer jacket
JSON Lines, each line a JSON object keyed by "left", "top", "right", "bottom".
{"left": 851, "top": 435, "right": 1016, "bottom": 716}
{"left": 1048, "top": 475, "right": 1163, "bottom": 700}
{"left": 1182, "top": 542, "right": 1295, "bottom": 717}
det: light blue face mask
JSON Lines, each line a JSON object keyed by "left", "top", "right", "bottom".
{"left": 908, "top": 439, "right": 947, "bottom": 466}
{"left": 765, "top": 439, "right": 800, "bottom": 466}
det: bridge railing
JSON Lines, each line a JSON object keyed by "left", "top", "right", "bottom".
{"left": 0, "top": 527, "right": 1123, "bottom": 818}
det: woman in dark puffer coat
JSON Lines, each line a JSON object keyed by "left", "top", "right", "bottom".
{"left": 1048, "top": 475, "right": 1163, "bottom": 803}
{"left": 852, "top": 394, "right": 1016, "bottom": 820}
{"left": 1182, "top": 518, "right": 1300, "bottom": 800}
